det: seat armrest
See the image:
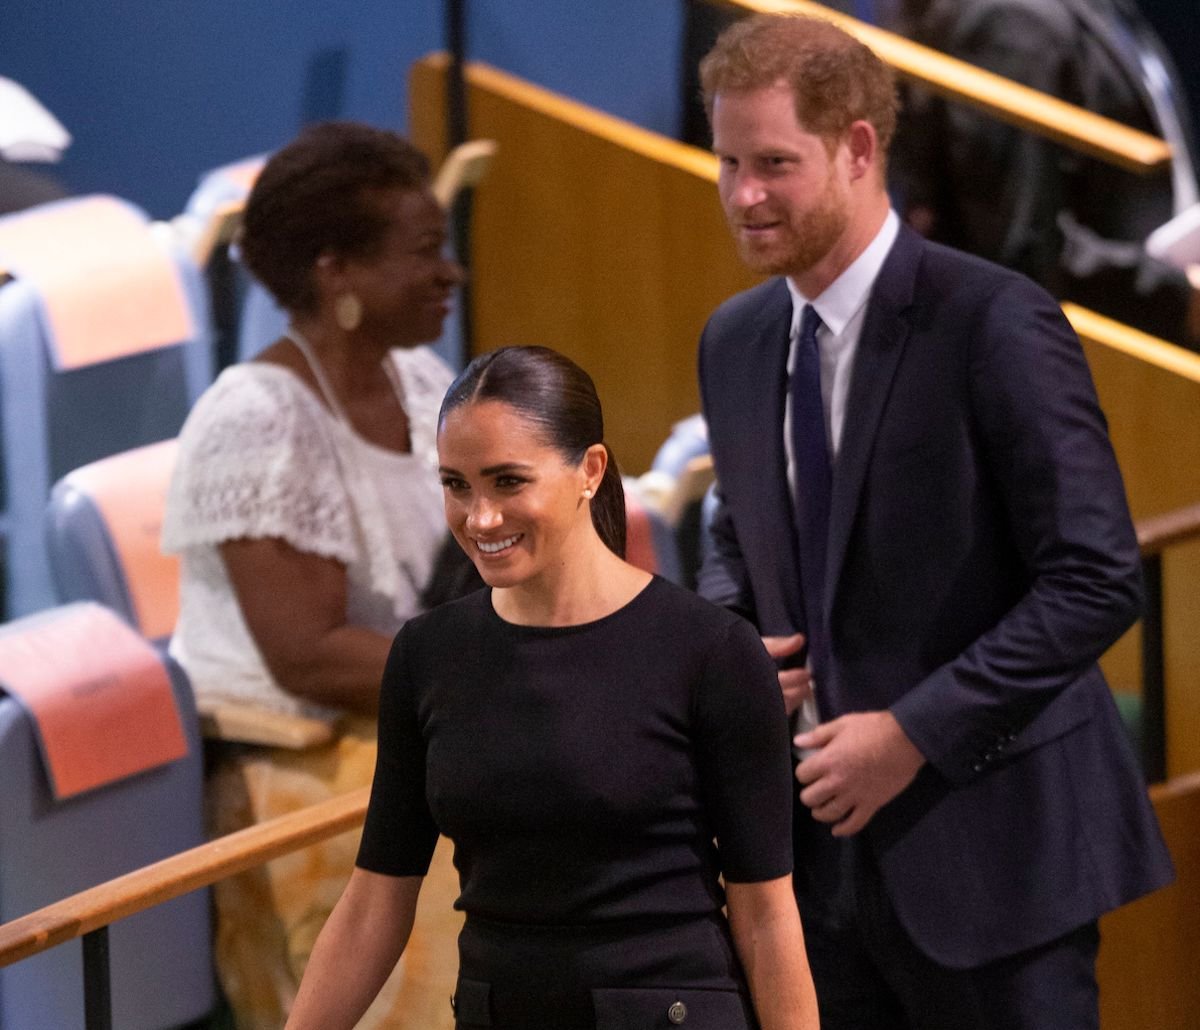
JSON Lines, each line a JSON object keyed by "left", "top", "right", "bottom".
{"left": 195, "top": 697, "right": 338, "bottom": 750}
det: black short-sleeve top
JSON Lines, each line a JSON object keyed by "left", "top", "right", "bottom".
{"left": 357, "top": 576, "right": 792, "bottom": 925}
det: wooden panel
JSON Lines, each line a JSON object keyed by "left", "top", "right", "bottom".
{"left": 410, "top": 54, "right": 759, "bottom": 474}
{"left": 1072, "top": 311, "right": 1200, "bottom": 776}
{"left": 410, "top": 56, "right": 1200, "bottom": 774}
{"left": 1098, "top": 773, "right": 1200, "bottom": 1029}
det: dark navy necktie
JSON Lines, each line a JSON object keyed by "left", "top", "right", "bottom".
{"left": 791, "top": 304, "right": 832, "bottom": 665}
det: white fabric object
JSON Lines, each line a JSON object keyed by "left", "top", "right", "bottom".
{"left": 163, "top": 346, "right": 454, "bottom": 717}
{"left": 0, "top": 77, "right": 71, "bottom": 162}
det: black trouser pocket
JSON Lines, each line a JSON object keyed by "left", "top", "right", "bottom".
{"left": 592, "top": 986, "right": 755, "bottom": 1029}
{"left": 452, "top": 976, "right": 492, "bottom": 1027}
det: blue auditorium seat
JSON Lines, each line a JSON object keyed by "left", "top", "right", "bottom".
{"left": 650, "top": 412, "right": 709, "bottom": 479}
{"left": 638, "top": 414, "right": 714, "bottom": 588}
{"left": 624, "top": 485, "right": 683, "bottom": 584}
{"left": 0, "top": 603, "right": 214, "bottom": 1030}
{"left": 0, "top": 195, "right": 212, "bottom": 618}
{"left": 236, "top": 277, "right": 288, "bottom": 362}
{"left": 45, "top": 438, "right": 180, "bottom": 643}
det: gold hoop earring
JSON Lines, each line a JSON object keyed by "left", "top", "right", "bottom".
{"left": 335, "top": 292, "right": 363, "bottom": 332}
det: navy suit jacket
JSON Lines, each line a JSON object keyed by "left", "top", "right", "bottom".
{"left": 698, "top": 225, "right": 1172, "bottom": 968}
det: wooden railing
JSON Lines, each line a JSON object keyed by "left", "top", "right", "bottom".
{"left": 1098, "top": 769, "right": 1200, "bottom": 1030}
{"left": 718, "top": 0, "right": 1171, "bottom": 173}
{"left": 1134, "top": 502, "right": 1200, "bottom": 781}
{"left": 0, "top": 787, "right": 369, "bottom": 1030}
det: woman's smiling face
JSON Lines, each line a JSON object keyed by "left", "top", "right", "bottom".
{"left": 437, "top": 399, "right": 599, "bottom": 590}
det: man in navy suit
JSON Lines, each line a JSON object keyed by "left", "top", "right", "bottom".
{"left": 697, "top": 13, "right": 1172, "bottom": 1028}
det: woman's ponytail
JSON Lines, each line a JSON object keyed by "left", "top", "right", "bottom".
{"left": 590, "top": 443, "right": 627, "bottom": 558}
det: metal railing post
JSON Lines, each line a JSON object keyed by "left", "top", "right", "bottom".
{"left": 445, "top": 0, "right": 474, "bottom": 366}
{"left": 82, "top": 926, "right": 112, "bottom": 1030}
{"left": 1140, "top": 553, "right": 1167, "bottom": 783}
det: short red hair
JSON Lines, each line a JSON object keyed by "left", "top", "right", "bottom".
{"left": 700, "top": 13, "right": 898, "bottom": 156}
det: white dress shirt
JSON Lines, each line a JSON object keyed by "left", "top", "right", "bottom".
{"left": 784, "top": 208, "right": 900, "bottom": 739}
{"left": 785, "top": 207, "right": 900, "bottom": 468}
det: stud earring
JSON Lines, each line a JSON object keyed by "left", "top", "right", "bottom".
{"left": 335, "top": 292, "right": 363, "bottom": 331}
{"left": 582, "top": 488, "right": 594, "bottom": 499}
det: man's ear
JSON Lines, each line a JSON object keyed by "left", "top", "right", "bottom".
{"left": 845, "top": 119, "right": 879, "bottom": 181}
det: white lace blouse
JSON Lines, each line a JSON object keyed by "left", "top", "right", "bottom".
{"left": 162, "top": 346, "right": 454, "bottom": 718}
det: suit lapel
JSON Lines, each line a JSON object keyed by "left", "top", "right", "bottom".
{"left": 725, "top": 279, "right": 807, "bottom": 631}
{"left": 824, "top": 226, "right": 920, "bottom": 618}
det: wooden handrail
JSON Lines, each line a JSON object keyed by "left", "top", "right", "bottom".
{"left": 1062, "top": 302, "right": 1200, "bottom": 385}
{"left": 1138, "top": 502, "right": 1200, "bottom": 558}
{"left": 718, "top": 0, "right": 1171, "bottom": 174}
{"left": 0, "top": 786, "right": 369, "bottom": 970}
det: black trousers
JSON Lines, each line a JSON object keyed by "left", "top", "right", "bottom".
{"left": 452, "top": 912, "right": 759, "bottom": 1030}
{"left": 797, "top": 837, "right": 1100, "bottom": 1030}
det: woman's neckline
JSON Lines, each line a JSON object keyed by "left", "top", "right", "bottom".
{"left": 239, "top": 358, "right": 419, "bottom": 461}
{"left": 484, "top": 574, "right": 660, "bottom": 634}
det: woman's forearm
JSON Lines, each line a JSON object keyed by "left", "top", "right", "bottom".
{"left": 270, "top": 624, "right": 394, "bottom": 713}
{"left": 726, "top": 877, "right": 820, "bottom": 1030}
{"left": 220, "top": 537, "right": 395, "bottom": 713}
{"left": 286, "top": 868, "right": 422, "bottom": 1029}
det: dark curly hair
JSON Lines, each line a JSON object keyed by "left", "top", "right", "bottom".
{"left": 239, "top": 121, "right": 431, "bottom": 314}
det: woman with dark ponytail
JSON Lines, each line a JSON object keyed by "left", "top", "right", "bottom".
{"left": 438, "top": 345, "right": 628, "bottom": 558}
{"left": 288, "top": 346, "right": 818, "bottom": 1030}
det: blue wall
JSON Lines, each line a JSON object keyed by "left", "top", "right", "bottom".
{"left": 1, "top": 1, "right": 683, "bottom": 219}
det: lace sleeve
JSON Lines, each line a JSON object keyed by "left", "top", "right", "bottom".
{"left": 162, "top": 365, "right": 359, "bottom": 564}
{"left": 385, "top": 344, "right": 456, "bottom": 460}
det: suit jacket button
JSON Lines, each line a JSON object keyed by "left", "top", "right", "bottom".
{"left": 668, "top": 1000, "right": 688, "bottom": 1024}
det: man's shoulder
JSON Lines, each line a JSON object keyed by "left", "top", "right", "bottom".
{"left": 704, "top": 277, "right": 789, "bottom": 339}
{"left": 903, "top": 231, "right": 1055, "bottom": 310}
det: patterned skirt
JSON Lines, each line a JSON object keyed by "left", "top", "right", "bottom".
{"left": 206, "top": 716, "right": 463, "bottom": 1029}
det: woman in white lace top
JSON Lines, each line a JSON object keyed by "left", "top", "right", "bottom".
{"left": 161, "top": 122, "right": 470, "bottom": 1029}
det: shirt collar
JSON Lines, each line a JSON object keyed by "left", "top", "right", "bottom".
{"left": 787, "top": 208, "right": 900, "bottom": 338}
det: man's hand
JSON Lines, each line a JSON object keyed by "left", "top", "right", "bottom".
{"left": 794, "top": 711, "right": 925, "bottom": 837}
{"left": 761, "top": 633, "right": 812, "bottom": 716}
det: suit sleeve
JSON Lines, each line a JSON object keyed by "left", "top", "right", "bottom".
{"left": 695, "top": 319, "right": 759, "bottom": 623}
{"left": 891, "top": 276, "right": 1143, "bottom": 785}
{"left": 695, "top": 482, "right": 757, "bottom": 622}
